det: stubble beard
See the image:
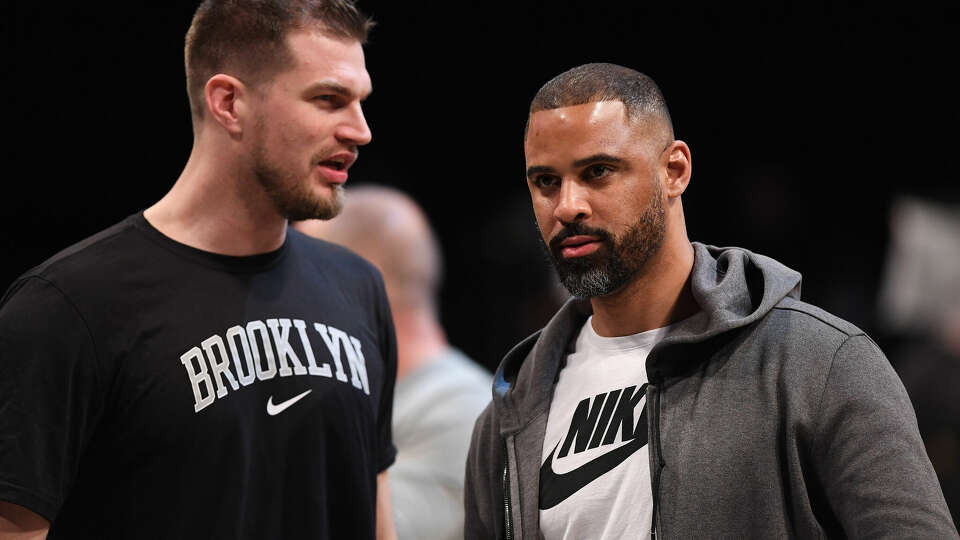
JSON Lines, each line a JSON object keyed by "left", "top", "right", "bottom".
{"left": 546, "top": 183, "right": 667, "bottom": 299}
{"left": 250, "top": 121, "right": 344, "bottom": 222}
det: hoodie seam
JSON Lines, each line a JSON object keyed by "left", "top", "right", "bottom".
{"left": 770, "top": 305, "right": 857, "bottom": 337}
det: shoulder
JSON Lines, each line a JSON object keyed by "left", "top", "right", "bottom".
{"left": 287, "top": 228, "right": 385, "bottom": 288}
{"left": 14, "top": 216, "right": 142, "bottom": 288}
{"left": 286, "top": 228, "right": 390, "bottom": 311}
{"left": 771, "top": 296, "right": 863, "bottom": 337}
{"left": 741, "top": 297, "right": 892, "bottom": 394}
{"left": 751, "top": 296, "right": 867, "bottom": 358}
{"left": 3, "top": 216, "right": 143, "bottom": 305}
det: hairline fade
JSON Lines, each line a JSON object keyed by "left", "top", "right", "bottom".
{"left": 525, "top": 63, "right": 674, "bottom": 139}
{"left": 184, "top": 0, "right": 374, "bottom": 122}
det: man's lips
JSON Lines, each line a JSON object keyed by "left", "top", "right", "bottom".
{"left": 316, "top": 152, "right": 357, "bottom": 184}
{"left": 558, "top": 235, "right": 602, "bottom": 258}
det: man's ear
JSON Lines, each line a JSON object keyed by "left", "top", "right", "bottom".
{"left": 662, "top": 140, "right": 692, "bottom": 198}
{"left": 204, "top": 74, "right": 248, "bottom": 136}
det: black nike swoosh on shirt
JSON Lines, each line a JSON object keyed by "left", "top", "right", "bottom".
{"left": 539, "top": 426, "right": 648, "bottom": 509}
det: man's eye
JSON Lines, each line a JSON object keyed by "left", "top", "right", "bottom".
{"left": 585, "top": 164, "right": 611, "bottom": 178}
{"left": 313, "top": 95, "right": 341, "bottom": 107}
{"left": 533, "top": 176, "right": 559, "bottom": 189}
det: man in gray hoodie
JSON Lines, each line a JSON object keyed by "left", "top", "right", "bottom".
{"left": 464, "top": 63, "right": 958, "bottom": 539}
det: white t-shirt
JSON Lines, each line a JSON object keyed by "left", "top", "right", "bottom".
{"left": 539, "top": 316, "right": 672, "bottom": 540}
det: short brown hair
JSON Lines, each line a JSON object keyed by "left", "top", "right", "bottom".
{"left": 184, "top": 0, "right": 374, "bottom": 120}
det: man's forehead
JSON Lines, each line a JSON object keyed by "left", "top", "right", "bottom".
{"left": 525, "top": 101, "right": 636, "bottom": 157}
{"left": 525, "top": 99, "right": 669, "bottom": 156}
{"left": 285, "top": 28, "right": 371, "bottom": 96}
{"left": 528, "top": 101, "right": 629, "bottom": 132}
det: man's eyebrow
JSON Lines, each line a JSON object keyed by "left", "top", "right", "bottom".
{"left": 526, "top": 165, "right": 557, "bottom": 178}
{"left": 572, "top": 153, "right": 625, "bottom": 168}
{"left": 526, "top": 154, "right": 627, "bottom": 178}
{"left": 303, "top": 80, "right": 371, "bottom": 100}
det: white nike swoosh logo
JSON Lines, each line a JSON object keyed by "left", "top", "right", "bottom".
{"left": 266, "top": 389, "right": 313, "bottom": 416}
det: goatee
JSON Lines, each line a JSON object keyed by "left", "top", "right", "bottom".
{"left": 546, "top": 188, "right": 666, "bottom": 298}
{"left": 255, "top": 161, "right": 344, "bottom": 222}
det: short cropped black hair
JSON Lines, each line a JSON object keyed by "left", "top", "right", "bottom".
{"left": 528, "top": 63, "right": 673, "bottom": 136}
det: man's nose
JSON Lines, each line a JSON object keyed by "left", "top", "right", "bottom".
{"left": 337, "top": 102, "right": 372, "bottom": 146}
{"left": 554, "top": 179, "right": 591, "bottom": 223}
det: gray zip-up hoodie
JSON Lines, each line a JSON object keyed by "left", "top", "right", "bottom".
{"left": 464, "top": 243, "right": 957, "bottom": 539}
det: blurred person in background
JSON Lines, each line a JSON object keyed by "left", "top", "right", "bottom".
{"left": 0, "top": 1, "right": 399, "bottom": 538}
{"left": 296, "top": 185, "right": 491, "bottom": 540}
{"left": 878, "top": 195, "right": 960, "bottom": 528}
{"left": 464, "top": 63, "right": 958, "bottom": 539}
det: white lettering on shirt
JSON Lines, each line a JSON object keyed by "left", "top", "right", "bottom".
{"left": 180, "top": 318, "right": 372, "bottom": 413}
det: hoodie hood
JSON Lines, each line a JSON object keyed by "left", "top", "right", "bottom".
{"left": 492, "top": 242, "right": 802, "bottom": 434}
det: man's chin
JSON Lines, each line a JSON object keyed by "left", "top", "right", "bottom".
{"left": 555, "top": 258, "right": 643, "bottom": 299}
{"left": 558, "top": 270, "right": 610, "bottom": 299}
{"left": 552, "top": 251, "right": 604, "bottom": 275}
{"left": 278, "top": 193, "right": 343, "bottom": 221}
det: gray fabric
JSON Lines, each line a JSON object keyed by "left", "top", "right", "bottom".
{"left": 390, "top": 348, "right": 490, "bottom": 540}
{"left": 465, "top": 242, "right": 958, "bottom": 539}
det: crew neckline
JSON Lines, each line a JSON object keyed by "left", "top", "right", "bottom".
{"left": 577, "top": 315, "right": 683, "bottom": 353}
{"left": 130, "top": 211, "right": 290, "bottom": 273}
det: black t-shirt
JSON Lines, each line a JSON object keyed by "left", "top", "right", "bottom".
{"left": 0, "top": 213, "right": 397, "bottom": 539}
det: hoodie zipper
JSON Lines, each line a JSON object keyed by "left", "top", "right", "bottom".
{"left": 503, "top": 440, "right": 514, "bottom": 540}
{"left": 650, "top": 384, "right": 665, "bottom": 539}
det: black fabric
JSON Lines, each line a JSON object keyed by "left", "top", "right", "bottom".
{"left": 0, "top": 212, "right": 397, "bottom": 539}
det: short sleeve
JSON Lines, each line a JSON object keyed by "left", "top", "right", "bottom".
{"left": 373, "top": 273, "right": 397, "bottom": 472}
{"left": 0, "top": 276, "right": 104, "bottom": 521}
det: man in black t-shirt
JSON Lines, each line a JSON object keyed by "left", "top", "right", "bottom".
{"left": 0, "top": 1, "right": 398, "bottom": 539}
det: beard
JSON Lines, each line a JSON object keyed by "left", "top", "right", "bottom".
{"left": 546, "top": 183, "right": 666, "bottom": 299}
{"left": 250, "top": 121, "right": 344, "bottom": 221}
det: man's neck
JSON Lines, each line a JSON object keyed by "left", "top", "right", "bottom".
{"left": 589, "top": 240, "right": 697, "bottom": 337}
{"left": 144, "top": 145, "right": 288, "bottom": 256}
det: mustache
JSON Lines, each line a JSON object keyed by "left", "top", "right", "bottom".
{"left": 548, "top": 222, "right": 613, "bottom": 252}
{"left": 312, "top": 148, "right": 359, "bottom": 164}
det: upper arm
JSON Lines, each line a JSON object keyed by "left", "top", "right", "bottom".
{"left": 813, "top": 334, "right": 958, "bottom": 538}
{"left": 0, "top": 500, "right": 49, "bottom": 539}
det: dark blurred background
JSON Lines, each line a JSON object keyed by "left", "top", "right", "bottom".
{"left": 6, "top": 0, "right": 959, "bottom": 524}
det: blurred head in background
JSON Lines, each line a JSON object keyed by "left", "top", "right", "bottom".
{"left": 294, "top": 185, "right": 446, "bottom": 378}
{"left": 295, "top": 185, "right": 491, "bottom": 540}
